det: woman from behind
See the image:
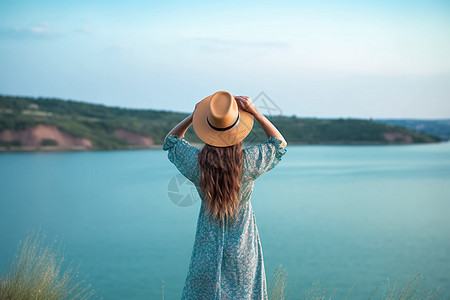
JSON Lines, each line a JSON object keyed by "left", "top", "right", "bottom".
{"left": 163, "top": 91, "right": 287, "bottom": 299}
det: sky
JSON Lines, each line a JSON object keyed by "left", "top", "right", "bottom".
{"left": 0, "top": 0, "right": 449, "bottom": 119}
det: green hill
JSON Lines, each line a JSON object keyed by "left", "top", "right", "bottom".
{"left": 0, "top": 95, "right": 442, "bottom": 151}
{"left": 374, "top": 118, "right": 450, "bottom": 141}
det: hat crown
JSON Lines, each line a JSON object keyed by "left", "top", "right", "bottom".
{"left": 192, "top": 90, "right": 254, "bottom": 147}
{"left": 207, "top": 91, "right": 239, "bottom": 129}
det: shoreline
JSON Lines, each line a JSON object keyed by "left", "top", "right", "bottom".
{"left": 0, "top": 140, "right": 448, "bottom": 154}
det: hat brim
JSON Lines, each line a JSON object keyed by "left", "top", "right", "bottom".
{"left": 193, "top": 95, "right": 254, "bottom": 147}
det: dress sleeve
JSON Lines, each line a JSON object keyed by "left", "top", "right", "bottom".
{"left": 244, "top": 136, "right": 287, "bottom": 181}
{"left": 163, "top": 134, "right": 200, "bottom": 184}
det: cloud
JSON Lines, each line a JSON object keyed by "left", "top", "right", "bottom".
{"left": 0, "top": 22, "right": 61, "bottom": 39}
{"left": 76, "top": 26, "right": 93, "bottom": 35}
{"left": 0, "top": 22, "right": 94, "bottom": 39}
{"left": 102, "top": 43, "right": 131, "bottom": 55}
{"left": 190, "top": 37, "right": 290, "bottom": 53}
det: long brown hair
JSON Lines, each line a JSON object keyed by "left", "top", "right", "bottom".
{"left": 198, "top": 141, "right": 243, "bottom": 224}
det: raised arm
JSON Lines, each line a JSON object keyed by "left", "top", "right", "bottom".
{"left": 165, "top": 113, "right": 193, "bottom": 140}
{"left": 234, "top": 96, "right": 287, "bottom": 147}
{"left": 165, "top": 101, "right": 204, "bottom": 140}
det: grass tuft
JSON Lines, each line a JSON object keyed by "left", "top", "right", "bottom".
{"left": 268, "top": 267, "right": 442, "bottom": 300}
{"left": 269, "top": 265, "right": 289, "bottom": 300}
{"left": 371, "top": 272, "right": 443, "bottom": 300}
{"left": 0, "top": 230, "right": 95, "bottom": 300}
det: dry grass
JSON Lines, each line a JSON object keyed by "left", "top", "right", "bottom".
{"left": 3, "top": 231, "right": 441, "bottom": 300}
{"left": 369, "top": 272, "right": 443, "bottom": 300}
{"left": 0, "top": 230, "right": 95, "bottom": 300}
{"left": 268, "top": 265, "right": 289, "bottom": 300}
{"left": 268, "top": 266, "right": 442, "bottom": 300}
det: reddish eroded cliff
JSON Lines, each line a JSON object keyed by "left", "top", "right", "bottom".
{"left": 0, "top": 124, "right": 92, "bottom": 148}
{"left": 113, "top": 129, "right": 154, "bottom": 146}
{"left": 382, "top": 132, "right": 413, "bottom": 143}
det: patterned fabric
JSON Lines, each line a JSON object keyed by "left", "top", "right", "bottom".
{"left": 163, "top": 134, "right": 287, "bottom": 299}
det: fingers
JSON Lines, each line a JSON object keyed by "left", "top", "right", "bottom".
{"left": 234, "top": 96, "right": 250, "bottom": 101}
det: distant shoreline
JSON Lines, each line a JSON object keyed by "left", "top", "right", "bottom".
{"left": 1, "top": 140, "right": 448, "bottom": 154}
{"left": 1, "top": 95, "right": 445, "bottom": 150}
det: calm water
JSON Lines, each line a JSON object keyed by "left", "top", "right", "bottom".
{"left": 1, "top": 142, "right": 449, "bottom": 299}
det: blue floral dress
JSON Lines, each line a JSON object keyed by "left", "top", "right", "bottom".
{"left": 163, "top": 134, "right": 287, "bottom": 300}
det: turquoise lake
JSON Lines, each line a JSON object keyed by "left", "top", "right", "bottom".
{"left": 1, "top": 142, "right": 449, "bottom": 299}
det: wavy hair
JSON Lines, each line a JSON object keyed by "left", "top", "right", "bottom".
{"left": 198, "top": 141, "right": 243, "bottom": 224}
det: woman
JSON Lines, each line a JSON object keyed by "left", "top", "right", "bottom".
{"left": 163, "top": 91, "right": 287, "bottom": 299}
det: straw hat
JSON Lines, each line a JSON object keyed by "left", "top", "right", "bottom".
{"left": 193, "top": 91, "right": 254, "bottom": 147}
